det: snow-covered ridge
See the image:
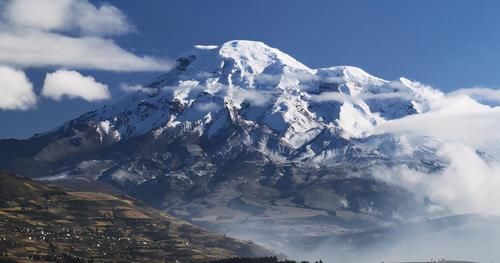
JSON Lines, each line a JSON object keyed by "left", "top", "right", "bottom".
{"left": 74, "top": 40, "right": 441, "bottom": 161}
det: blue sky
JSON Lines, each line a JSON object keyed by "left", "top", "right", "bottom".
{"left": 1, "top": 0, "right": 500, "bottom": 138}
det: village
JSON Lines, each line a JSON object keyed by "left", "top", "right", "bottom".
{"left": 0, "top": 173, "right": 266, "bottom": 262}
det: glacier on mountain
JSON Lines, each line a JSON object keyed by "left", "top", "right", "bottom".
{"left": 69, "top": 40, "right": 443, "bottom": 166}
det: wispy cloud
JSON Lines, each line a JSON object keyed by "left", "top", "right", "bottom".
{"left": 254, "top": 73, "right": 280, "bottom": 86}
{"left": 234, "top": 89, "right": 274, "bottom": 106}
{"left": 310, "top": 90, "right": 414, "bottom": 103}
{"left": 120, "top": 83, "right": 158, "bottom": 95}
{"left": 195, "top": 101, "right": 220, "bottom": 112}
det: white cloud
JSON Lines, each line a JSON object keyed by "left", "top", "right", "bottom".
{"left": 374, "top": 95, "right": 500, "bottom": 148}
{"left": 0, "top": 0, "right": 171, "bottom": 72}
{"left": 235, "top": 89, "right": 273, "bottom": 106}
{"left": 42, "top": 70, "right": 110, "bottom": 102}
{"left": 449, "top": 87, "right": 500, "bottom": 105}
{"left": 295, "top": 71, "right": 318, "bottom": 82}
{"left": 309, "top": 92, "right": 345, "bottom": 102}
{"left": 0, "top": 65, "right": 36, "bottom": 110}
{"left": 72, "top": 1, "right": 133, "bottom": 36}
{"left": 0, "top": 0, "right": 172, "bottom": 108}
{"left": 195, "top": 102, "right": 220, "bottom": 112}
{"left": 2, "top": 0, "right": 71, "bottom": 32}
{"left": 372, "top": 92, "right": 500, "bottom": 215}
{"left": 0, "top": 29, "right": 171, "bottom": 72}
{"left": 373, "top": 143, "right": 500, "bottom": 215}
{"left": 2, "top": 0, "right": 132, "bottom": 36}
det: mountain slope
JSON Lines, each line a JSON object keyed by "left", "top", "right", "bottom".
{"left": 0, "top": 40, "right": 444, "bottom": 179}
{"left": 0, "top": 40, "right": 448, "bottom": 250}
{"left": 0, "top": 172, "right": 271, "bottom": 262}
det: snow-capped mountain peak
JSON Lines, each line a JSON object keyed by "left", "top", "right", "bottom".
{"left": 219, "top": 40, "right": 312, "bottom": 74}
{"left": 0, "top": 41, "right": 449, "bottom": 235}
{"left": 52, "top": 40, "right": 442, "bottom": 164}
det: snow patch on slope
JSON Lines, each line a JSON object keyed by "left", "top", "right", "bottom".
{"left": 71, "top": 40, "right": 442, "bottom": 159}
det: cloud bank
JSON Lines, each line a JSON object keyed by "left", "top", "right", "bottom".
{"left": 42, "top": 70, "right": 110, "bottom": 102}
{"left": 375, "top": 95, "right": 500, "bottom": 148}
{"left": 372, "top": 91, "right": 500, "bottom": 215}
{"left": 373, "top": 142, "right": 500, "bottom": 215}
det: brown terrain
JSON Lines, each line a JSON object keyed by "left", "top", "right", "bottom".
{"left": 0, "top": 172, "right": 271, "bottom": 262}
